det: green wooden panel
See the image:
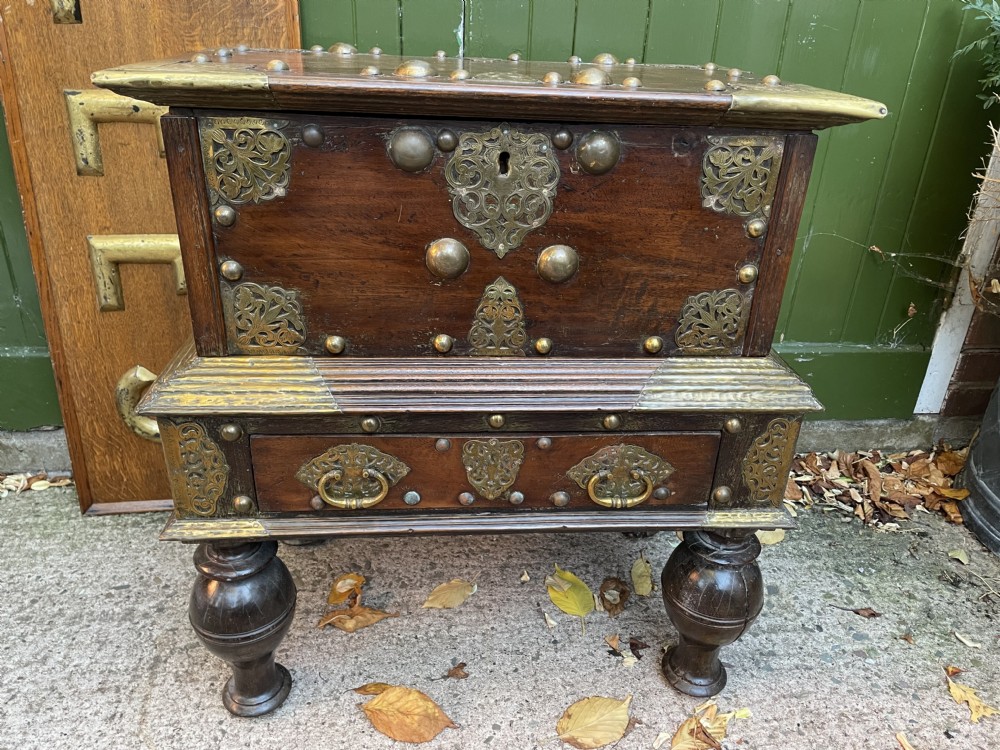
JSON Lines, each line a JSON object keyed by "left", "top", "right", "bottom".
{"left": 572, "top": 0, "right": 649, "bottom": 62}
{"left": 300, "top": 0, "right": 355, "bottom": 47}
{"left": 466, "top": 1, "right": 530, "bottom": 59}
{"left": 528, "top": 0, "right": 577, "bottom": 60}
{"left": 645, "top": 0, "right": 721, "bottom": 65}
{"left": 714, "top": 0, "right": 791, "bottom": 74}
{"left": 400, "top": 0, "right": 464, "bottom": 56}
{"left": 0, "top": 349, "right": 61, "bottom": 430}
{"left": 356, "top": 1, "right": 403, "bottom": 55}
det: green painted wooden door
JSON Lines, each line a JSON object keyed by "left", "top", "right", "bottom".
{"left": 0, "top": 0, "right": 990, "bottom": 427}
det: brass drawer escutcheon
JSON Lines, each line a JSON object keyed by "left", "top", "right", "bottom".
{"left": 461, "top": 438, "right": 525, "bottom": 500}
{"left": 296, "top": 444, "right": 410, "bottom": 510}
{"left": 568, "top": 444, "right": 675, "bottom": 509}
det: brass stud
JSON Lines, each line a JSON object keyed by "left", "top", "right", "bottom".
{"left": 360, "top": 65, "right": 380, "bottom": 76}
{"left": 436, "top": 49, "right": 448, "bottom": 59}
{"left": 534, "top": 338, "right": 553, "bottom": 355}
{"left": 746, "top": 218, "right": 767, "bottom": 238}
{"left": 266, "top": 59, "right": 289, "bottom": 72}
{"left": 738, "top": 264, "right": 759, "bottom": 284}
{"left": 602, "top": 414, "right": 622, "bottom": 430}
{"left": 568, "top": 55, "right": 582, "bottom": 65}
{"left": 712, "top": 486, "right": 733, "bottom": 504}
{"left": 214, "top": 205, "right": 237, "bottom": 227}
{"left": 509, "top": 491, "right": 525, "bottom": 505}
{"left": 436, "top": 129, "right": 459, "bottom": 152}
{"left": 727, "top": 68, "right": 742, "bottom": 81}
{"left": 653, "top": 487, "right": 670, "bottom": 500}
{"left": 536, "top": 437, "right": 552, "bottom": 450}
{"left": 724, "top": 417, "right": 743, "bottom": 434}
{"left": 216, "top": 47, "right": 232, "bottom": 58}
{"left": 369, "top": 47, "right": 383, "bottom": 56}
{"left": 625, "top": 57, "right": 637, "bottom": 65}
{"left": 403, "top": 491, "right": 421, "bottom": 506}
{"left": 622, "top": 77, "right": 642, "bottom": 88}
{"left": 329, "top": 42, "right": 356, "bottom": 56}
{"left": 395, "top": 59, "right": 433, "bottom": 78}
{"left": 236, "top": 44, "right": 250, "bottom": 53}
{"left": 219, "top": 424, "right": 243, "bottom": 442}
{"left": 537, "top": 244, "right": 579, "bottom": 283}
{"left": 433, "top": 334, "right": 454, "bottom": 353}
{"left": 192, "top": 53, "right": 210, "bottom": 64}
{"left": 435, "top": 438, "right": 451, "bottom": 452}
{"left": 508, "top": 52, "right": 521, "bottom": 62}
{"left": 220, "top": 260, "right": 243, "bottom": 281}
{"left": 310, "top": 496, "right": 324, "bottom": 510}
{"left": 324, "top": 335, "right": 346, "bottom": 354}
{"left": 426, "top": 238, "right": 470, "bottom": 279}
{"left": 552, "top": 129, "right": 573, "bottom": 149}
{"left": 704, "top": 62, "right": 717, "bottom": 72}
{"left": 450, "top": 68, "right": 471, "bottom": 81}
{"left": 388, "top": 128, "right": 435, "bottom": 172}
{"left": 302, "top": 125, "right": 324, "bottom": 147}
{"left": 576, "top": 131, "right": 621, "bottom": 175}
{"left": 488, "top": 414, "right": 506, "bottom": 429}
{"left": 593, "top": 52, "right": 618, "bottom": 66}
{"left": 571, "top": 67, "right": 612, "bottom": 86}
{"left": 551, "top": 491, "right": 570, "bottom": 507}
{"left": 543, "top": 71, "right": 563, "bottom": 86}
{"left": 233, "top": 495, "right": 254, "bottom": 514}
{"left": 361, "top": 416, "right": 380, "bottom": 433}
{"left": 644, "top": 336, "right": 663, "bottom": 354}
{"left": 763, "top": 74, "right": 781, "bottom": 86}
{"left": 458, "top": 492, "right": 475, "bottom": 506}
{"left": 704, "top": 79, "right": 726, "bottom": 92}
{"left": 310, "top": 45, "right": 325, "bottom": 53}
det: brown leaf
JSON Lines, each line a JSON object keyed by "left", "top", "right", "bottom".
{"left": 328, "top": 572, "right": 366, "bottom": 606}
{"left": 556, "top": 695, "right": 632, "bottom": 749}
{"left": 936, "top": 486, "right": 971, "bottom": 501}
{"left": 445, "top": 662, "right": 469, "bottom": 680}
{"left": 945, "top": 665, "right": 965, "bottom": 678}
{"left": 604, "top": 634, "right": 621, "bottom": 654}
{"left": 784, "top": 477, "right": 803, "bottom": 501}
{"left": 628, "top": 638, "right": 650, "bottom": 660}
{"left": 947, "top": 677, "right": 999, "bottom": 723}
{"left": 598, "top": 578, "right": 630, "bottom": 618}
{"left": 319, "top": 604, "right": 399, "bottom": 632}
{"left": 831, "top": 605, "right": 882, "bottom": 619}
{"left": 360, "top": 685, "right": 458, "bottom": 743}
{"left": 802, "top": 453, "right": 823, "bottom": 476}
{"left": 859, "top": 459, "right": 883, "bottom": 500}
{"left": 940, "top": 500, "right": 964, "bottom": 524}
{"left": 900, "top": 633, "right": 915, "bottom": 646}
{"left": 936, "top": 449, "right": 968, "bottom": 476}
{"left": 669, "top": 715, "right": 722, "bottom": 750}
{"left": 354, "top": 682, "right": 393, "bottom": 695}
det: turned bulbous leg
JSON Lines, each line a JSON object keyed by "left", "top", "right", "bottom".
{"left": 660, "top": 530, "right": 763, "bottom": 697}
{"left": 189, "top": 541, "right": 297, "bottom": 717}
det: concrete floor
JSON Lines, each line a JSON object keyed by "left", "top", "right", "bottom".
{"left": 2, "top": 488, "right": 999, "bottom": 750}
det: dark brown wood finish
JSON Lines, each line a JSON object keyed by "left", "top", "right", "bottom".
{"left": 250, "top": 432, "right": 718, "bottom": 512}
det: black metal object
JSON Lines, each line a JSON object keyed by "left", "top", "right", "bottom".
{"left": 961, "top": 383, "right": 1000, "bottom": 555}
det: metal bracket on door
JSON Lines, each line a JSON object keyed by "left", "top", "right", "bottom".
{"left": 87, "top": 234, "right": 185, "bottom": 311}
{"left": 64, "top": 89, "right": 167, "bottom": 176}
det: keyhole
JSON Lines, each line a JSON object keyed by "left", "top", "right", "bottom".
{"left": 498, "top": 151, "right": 511, "bottom": 175}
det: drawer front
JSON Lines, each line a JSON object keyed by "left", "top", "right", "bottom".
{"left": 199, "top": 113, "right": 787, "bottom": 358}
{"left": 251, "top": 432, "right": 719, "bottom": 513}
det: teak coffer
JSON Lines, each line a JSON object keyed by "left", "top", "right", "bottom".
{"left": 94, "top": 46, "right": 884, "bottom": 716}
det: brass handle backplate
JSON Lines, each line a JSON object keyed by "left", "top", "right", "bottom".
{"left": 115, "top": 365, "right": 160, "bottom": 442}
{"left": 318, "top": 468, "right": 390, "bottom": 510}
{"left": 587, "top": 469, "right": 654, "bottom": 509}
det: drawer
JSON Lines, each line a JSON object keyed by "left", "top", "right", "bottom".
{"left": 250, "top": 432, "right": 719, "bottom": 513}
{"left": 196, "top": 113, "right": 791, "bottom": 358}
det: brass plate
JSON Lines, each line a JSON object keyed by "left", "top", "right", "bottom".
{"left": 567, "top": 444, "right": 675, "bottom": 509}
{"left": 295, "top": 443, "right": 410, "bottom": 509}
{"left": 468, "top": 276, "right": 527, "bottom": 356}
{"left": 674, "top": 288, "right": 748, "bottom": 355}
{"left": 200, "top": 116, "right": 291, "bottom": 206}
{"left": 743, "top": 417, "right": 800, "bottom": 507}
{"left": 223, "top": 282, "right": 306, "bottom": 355}
{"left": 461, "top": 438, "right": 525, "bottom": 500}
{"left": 701, "top": 135, "right": 784, "bottom": 219}
{"left": 161, "top": 421, "right": 229, "bottom": 517}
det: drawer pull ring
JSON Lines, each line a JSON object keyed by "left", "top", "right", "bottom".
{"left": 318, "top": 468, "right": 389, "bottom": 510}
{"left": 587, "top": 469, "right": 653, "bottom": 509}
{"left": 115, "top": 365, "right": 160, "bottom": 442}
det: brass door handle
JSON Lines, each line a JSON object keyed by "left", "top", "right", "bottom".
{"left": 318, "top": 468, "right": 390, "bottom": 510}
{"left": 586, "top": 469, "right": 654, "bottom": 509}
{"left": 115, "top": 365, "right": 160, "bottom": 442}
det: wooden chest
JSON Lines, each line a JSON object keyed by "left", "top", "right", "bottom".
{"left": 95, "top": 47, "right": 884, "bottom": 716}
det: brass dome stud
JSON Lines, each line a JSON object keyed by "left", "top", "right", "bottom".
{"left": 266, "top": 59, "right": 289, "bottom": 72}
{"left": 433, "top": 334, "right": 454, "bottom": 353}
{"left": 602, "top": 414, "right": 622, "bottom": 430}
{"left": 388, "top": 128, "right": 435, "bottom": 172}
{"left": 576, "top": 131, "right": 621, "bottom": 175}
{"left": 536, "top": 245, "right": 579, "bottom": 283}
{"left": 324, "top": 335, "right": 346, "bottom": 354}
{"left": 425, "top": 238, "right": 470, "bottom": 279}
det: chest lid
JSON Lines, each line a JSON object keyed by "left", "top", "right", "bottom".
{"left": 93, "top": 47, "right": 885, "bottom": 130}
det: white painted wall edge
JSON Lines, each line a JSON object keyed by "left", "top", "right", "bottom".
{"left": 916, "top": 127, "right": 1000, "bottom": 414}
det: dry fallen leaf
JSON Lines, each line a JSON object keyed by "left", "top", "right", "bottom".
{"left": 444, "top": 662, "right": 469, "bottom": 680}
{"left": 947, "top": 677, "right": 999, "bottom": 723}
{"left": 620, "top": 654, "right": 638, "bottom": 668}
{"left": 670, "top": 700, "right": 749, "bottom": 750}
{"left": 328, "top": 572, "right": 366, "bottom": 606}
{"left": 900, "top": 633, "right": 915, "bottom": 646}
{"left": 604, "top": 634, "right": 621, "bottom": 654}
{"left": 945, "top": 665, "right": 965, "bottom": 678}
{"left": 630, "top": 554, "right": 653, "bottom": 596}
{"left": 895, "top": 732, "right": 917, "bottom": 750}
{"left": 555, "top": 695, "right": 632, "bottom": 749}
{"left": 954, "top": 631, "right": 982, "bottom": 649}
{"left": 831, "top": 605, "right": 882, "bottom": 619}
{"left": 360, "top": 685, "right": 458, "bottom": 743}
{"left": 598, "top": 578, "right": 630, "bottom": 618}
{"left": 319, "top": 605, "right": 399, "bottom": 632}
{"left": 948, "top": 549, "right": 970, "bottom": 566}
{"left": 544, "top": 612, "right": 558, "bottom": 630}
{"left": 628, "top": 638, "right": 650, "bottom": 660}
{"left": 936, "top": 449, "right": 968, "bottom": 476}
{"left": 546, "top": 566, "right": 595, "bottom": 625}
{"left": 520, "top": 570, "right": 530, "bottom": 583}
{"left": 354, "top": 682, "right": 393, "bottom": 695}
{"left": 422, "top": 578, "right": 477, "bottom": 609}
{"left": 755, "top": 529, "right": 786, "bottom": 545}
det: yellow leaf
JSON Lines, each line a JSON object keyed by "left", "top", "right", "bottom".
{"left": 353, "top": 682, "right": 393, "bottom": 695}
{"left": 546, "top": 566, "right": 595, "bottom": 620}
{"left": 360, "top": 685, "right": 457, "bottom": 743}
{"left": 755, "top": 529, "right": 786, "bottom": 545}
{"left": 630, "top": 554, "right": 653, "bottom": 596}
{"left": 895, "top": 732, "right": 917, "bottom": 750}
{"left": 948, "top": 549, "right": 970, "bottom": 565}
{"left": 318, "top": 605, "right": 398, "bottom": 632}
{"left": 948, "top": 677, "right": 999, "bottom": 723}
{"left": 669, "top": 715, "right": 720, "bottom": 750}
{"left": 556, "top": 695, "right": 632, "bottom": 749}
{"left": 328, "top": 572, "right": 366, "bottom": 605}
{"left": 936, "top": 487, "right": 970, "bottom": 500}
{"left": 422, "top": 578, "right": 477, "bottom": 609}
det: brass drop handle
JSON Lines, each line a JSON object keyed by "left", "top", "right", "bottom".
{"left": 586, "top": 469, "right": 654, "bottom": 509}
{"left": 318, "top": 468, "right": 390, "bottom": 510}
{"left": 115, "top": 365, "right": 160, "bottom": 442}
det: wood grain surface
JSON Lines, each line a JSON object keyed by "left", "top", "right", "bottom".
{"left": 0, "top": 2, "right": 299, "bottom": 511}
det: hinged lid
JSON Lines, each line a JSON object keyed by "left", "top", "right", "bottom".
{"left": 93, "top": 47, "right": 886, "bottom": 130}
